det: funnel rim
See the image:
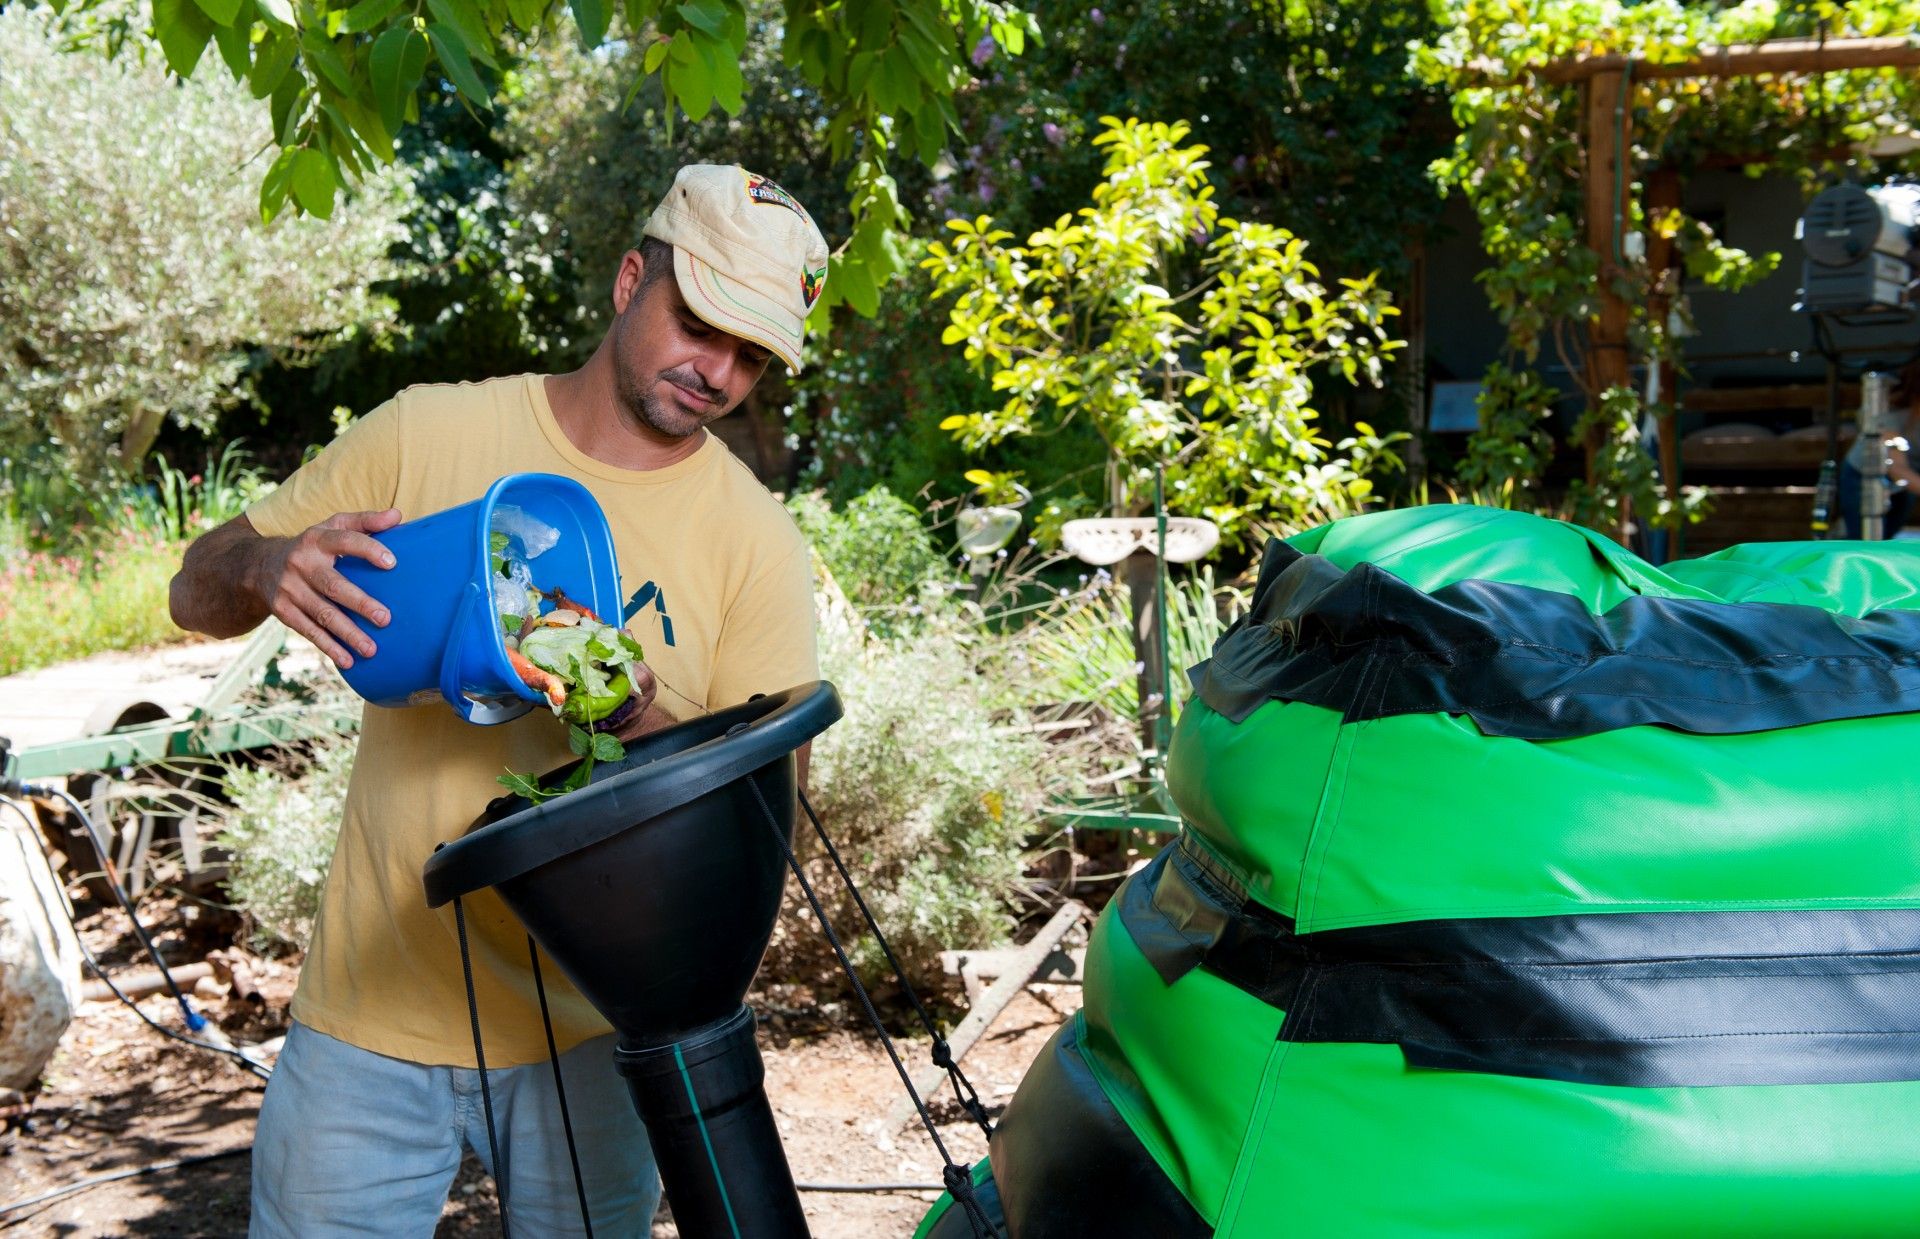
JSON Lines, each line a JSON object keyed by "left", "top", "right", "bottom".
{"left": 420, "top": 680, "right": 842, "bottom": 907}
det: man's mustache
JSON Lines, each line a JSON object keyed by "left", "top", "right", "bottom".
{"left": 661, "top": 368, "right": 721, "bottom": 403}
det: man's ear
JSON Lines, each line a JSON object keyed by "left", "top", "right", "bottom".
{"left": 612, "top": 249, "right": 646, "bottom": 315}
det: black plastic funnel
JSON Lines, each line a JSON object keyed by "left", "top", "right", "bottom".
{"left": 423, "top": 681, "right": 843, "bottom": 1238}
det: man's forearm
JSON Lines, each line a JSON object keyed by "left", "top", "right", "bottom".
{"left": 169, "top": 517, "right": 276, "bottom": 638}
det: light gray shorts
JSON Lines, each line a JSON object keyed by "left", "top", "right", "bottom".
{"left": 249, "top": 1020, "right": 658, "bottom": 1237}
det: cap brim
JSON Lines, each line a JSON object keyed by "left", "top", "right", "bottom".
{"left": 672, "top": 249, "right": 805, "bottom": 373}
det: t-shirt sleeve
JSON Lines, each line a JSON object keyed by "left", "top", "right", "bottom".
{"left": 244, "top": 400, "right": 405, "bottom": 538}
{"left": 705, "top": 539, "right": 820, "bottom": 710}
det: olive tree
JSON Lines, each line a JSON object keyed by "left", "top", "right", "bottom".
{"left": 38, "top": 0, "right": 1038, "bottom": 321}
{"left": 0, "top": 4, "right": 412, "bottom": 482}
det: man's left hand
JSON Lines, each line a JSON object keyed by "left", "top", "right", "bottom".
{"left": 606, "top": 663, "right": 663, "bottom": 743}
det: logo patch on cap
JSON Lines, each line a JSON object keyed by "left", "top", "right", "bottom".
{"left": 743, "top": 170, "right": 807, "bottom": 221}
{"left": 802, "top": 263, "right": 827, "bottom": 309}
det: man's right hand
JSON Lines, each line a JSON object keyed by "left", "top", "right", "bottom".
{"left": 250, "top": 510, "right": 404, "bottom": 670}
{"left": 169, "top": 508, "right": 404, "bottom": 670}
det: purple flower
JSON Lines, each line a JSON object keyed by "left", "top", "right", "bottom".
{"left": 1030, "top": 174, "right": 1044, "bottom": 189}
{"left": 1231, "top": 154, "right": 1248, "bottom": 173}
{"left": 1042, "top": 121, "right": 1064, "bottom": 147}
{"left": 1089, "top": 8, "right": 1104, "bottom": 24}
{"left": 1009, "top": 156, "right": 1023, "bottom": 171}
{"left": 972, "top": 34, "right": 996, "bottom": 67}
{"left": 977, "top": 178, "right": 997, "bottom": 204}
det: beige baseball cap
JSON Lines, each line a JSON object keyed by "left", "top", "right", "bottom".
{"left": 641, "top": 164, "right": 831, "bottom": 372}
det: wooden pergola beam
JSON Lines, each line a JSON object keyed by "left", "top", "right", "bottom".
{"left": 1537, "top": 36, "right": 1920, "bottom": 84}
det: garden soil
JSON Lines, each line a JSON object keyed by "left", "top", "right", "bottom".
{"left": 0, "top": 913, "right": 1077, "bottom": 1237}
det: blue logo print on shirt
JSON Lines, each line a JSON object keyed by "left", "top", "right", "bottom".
{"left": 622, "top": 581, "right": 676, "bottom": 647}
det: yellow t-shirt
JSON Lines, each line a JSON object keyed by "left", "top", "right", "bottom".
{"left": 244, "top": 373, "right": 817, "bottom": 1066}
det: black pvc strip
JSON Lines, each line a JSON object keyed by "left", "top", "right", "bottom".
{"left": 1190, "top": 538, "right": 1920, "bottom": 739}
{"left": 1121, "top": 842, "right": 1920, "bottom": 1088}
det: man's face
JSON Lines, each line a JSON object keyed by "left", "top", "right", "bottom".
{"left": 609, "top": 251, "right": 774, "bottom": 439}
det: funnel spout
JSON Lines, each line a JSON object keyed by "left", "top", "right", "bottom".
{"left": 616, "top": 1006, "right": 809, "bottom": 1238}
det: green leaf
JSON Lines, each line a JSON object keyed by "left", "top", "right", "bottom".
{"left": 506, "top": 0, "right": 545, "bottom": 29}
{"left": 912, "top": 100, "right": 943, "bottom": 165}
{"left": 371, "top": 26, "right": 427, "bottom": 133}
{"left": 897, "top": 22, "right": 945, "bottom": 84}
{"left": 248, "top": 31, "right": 297, "bottom": 96}
{"left": 212, "top": 15, "right": 252, "bottom": 76}
{"left": 567, "top": 724, "right": 592, "bottom": 756}
{"left": 290, "top": 146, "right": 336, "bottom": 218}
{"left": 153, "top": 0, "right": 216, "bottom": 78}
{"left": 259, "top": 145, "right": 299, "bottom": 223}
{"left": 426, "top": 0, "right": 498, "bottom": 68}
{"left": 569, "top": 0, "right": 607, "bottom": 49}
{"left": 342, "top": 0, "right": 407, "bottom": 32}
{"left": 873, "top": 50, "right": 919, "bottom": 114}
{"left": 667, "top": 34, "right": 714, "bottom": 116}
{"left": 710, "top": 41, "right": 743, "bottom": 112}
{"left": 675, "top": 1, "right": 723, "bottom": 36}
{"left": 299, "top": 30, "right": 356, "bottom": 97}
{"left": 334, "top": 86, "right": 397, "bottom": 161}
{"left": 836, "top": 253, "right": 880, "bottom": 316}
{"left": 642, "top": 36, "right": 669, "bottom": 72}
{"left": 255, "top": 0, "right": 295, "bottom": 27}
{"left": 426, "top": 21, "right": 491, "bottom": 108}
{"left": 497, "top": 770, "right": 550, "bottom": 803}
{"left": 191, "top": 0, "right": 242, "bottom": 26}
{"left": 590, "top": 732, "right": 624, "bottom": 762}
{"left": 269, "top": 72, "right": 305, "bottom": 142}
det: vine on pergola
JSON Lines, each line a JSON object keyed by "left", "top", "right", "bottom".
{"left": 1415, "top": 1, "right": 1920, "bottom": 535}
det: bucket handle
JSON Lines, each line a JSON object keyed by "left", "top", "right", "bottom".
{"left": 441, "top": 580, "right": 535, "bottom": 726}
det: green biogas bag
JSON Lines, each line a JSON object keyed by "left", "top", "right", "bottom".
{"left": 918, "top": 505, "right": 1920, "bottom": 1239}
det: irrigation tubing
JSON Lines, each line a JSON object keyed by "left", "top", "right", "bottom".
{"left": 0, "top": 1146, "right": 252, "bottom": 1220}
{"left": 796, "top": 787, "right": 995, "bottom": 1143}
{"left": 32, "top": 785, "right": 207, "bottom": 1031}
{"left": 746, "top": 778, "right": 1002, "bottom": 1239}
{"left": 0, "top": 796, "right": 270, "bottom": 1081}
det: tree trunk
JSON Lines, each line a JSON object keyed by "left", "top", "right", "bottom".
{"left": 120, "top": 404, "right": 167, "bottom": 471}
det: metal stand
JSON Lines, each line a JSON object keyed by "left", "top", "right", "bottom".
{"left": 1806, "top": 310, "right": 1920, "bottom": 539}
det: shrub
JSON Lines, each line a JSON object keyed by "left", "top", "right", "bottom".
{"left": 786, "top": 487, "right": 949, "bottom": 636}
{"left": 769, "top": 568, "right": 1052, "bottom": 992}
{"left": 216, "top": 736, "right": 356, "bottom": 952}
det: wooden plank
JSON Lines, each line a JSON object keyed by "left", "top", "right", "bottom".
{"left": 1536, "top": 37, "right": 1920, "bottom": 84}
{"left": 1584, "top": 69, "right": 1633, "bottom": 494}
{"left": 882, "top": 902, "right": 1087, "bottom": 1135}
{"left": 940, "top": 946, "right": 1085, "bottom": 1004}
{"left": 1683, "top": 435, "right": 1850, "bottom": 473}
{"left": 1683, "top": 384, "right": 1859, "bottom": 414}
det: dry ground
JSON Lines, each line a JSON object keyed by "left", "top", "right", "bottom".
{"left": 0, "top": 918, "right": 1076, "bottom": 1238}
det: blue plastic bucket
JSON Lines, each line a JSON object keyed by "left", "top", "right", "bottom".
{"left": 334, "top": 473, "right": 623, "bottom": 724}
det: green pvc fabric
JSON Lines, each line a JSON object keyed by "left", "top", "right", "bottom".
{"left": 919, "top": 506, "right": 1920, "bottom": 1237}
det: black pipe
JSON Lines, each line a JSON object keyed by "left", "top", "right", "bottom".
{"left": 616, "top": 1005, "right": 808, "bottom": 1238}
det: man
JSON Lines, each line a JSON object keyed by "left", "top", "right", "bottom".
{"left": 169, "top": 164, "right": 828, "bottom": 1236}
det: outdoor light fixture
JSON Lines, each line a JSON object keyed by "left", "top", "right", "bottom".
{"left": 1797, "top": 182, "right": 1920, "bottom": 315}
{"left": 954, "top": 480, "right": 1030, "bottom": 567}
{"left": 1059, "top": 516, "right": 1221, "bottom": 566}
